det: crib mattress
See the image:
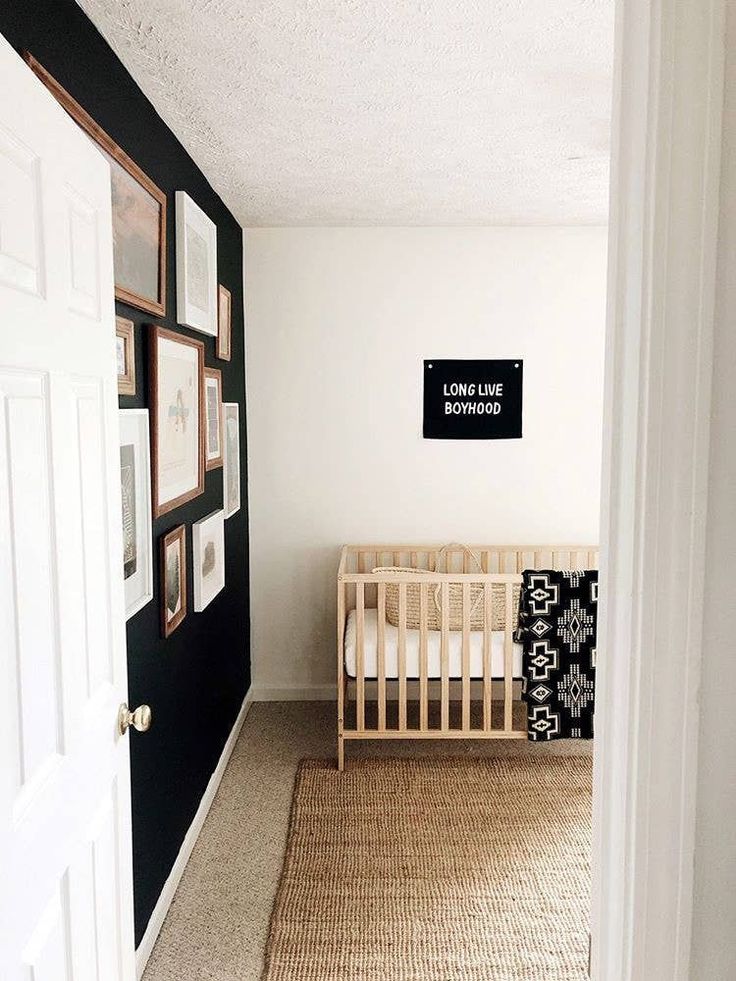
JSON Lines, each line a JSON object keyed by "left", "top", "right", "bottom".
{"left": 344, "top": 608, "right": 523, "bottom": 680}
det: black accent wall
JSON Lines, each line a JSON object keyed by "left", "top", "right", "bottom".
{"left": 0, "top": 0, "right": 250, "bottom": 945}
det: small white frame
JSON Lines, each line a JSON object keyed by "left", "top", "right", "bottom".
{"left": 192, "top": 509, "right": 225, "bottom": 612}
{"left": 222, "top": 402, "right": 241, "bottom": 518}
{"left": 175, "top": 190, "right": 218, "bottom": 336}
{"left": 119, "top": 409, "right": 153, "bottom": 619}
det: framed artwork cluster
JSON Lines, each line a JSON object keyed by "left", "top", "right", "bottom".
{"left": 26, "top": 52, "right": 243, "bottom": 639}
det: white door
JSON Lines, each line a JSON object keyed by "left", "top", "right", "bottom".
{"left": 0, "top": 37, "right": 138, "bottom": 981}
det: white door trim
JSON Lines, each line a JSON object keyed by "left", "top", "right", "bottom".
{"left": 592, "top": 1, "right": 725, "bottom": 979}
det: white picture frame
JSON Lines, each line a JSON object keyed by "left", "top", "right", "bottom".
{"left": 192, "top": 509, "right": 225, "bottom": 612}
{"left": 222, "top": 402, "right": 241, "bottom": 518}
{"left": 119, "top": 409, "right": 153, "bottom": 619}
{"left": 175, "top": 190, "right": 218, "bottom": 336}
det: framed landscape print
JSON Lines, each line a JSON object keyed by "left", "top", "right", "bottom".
{"left": 204, "top": 367, "right": 223, "bottom": 470}
{"left": 192, "top": 510, "right": 225, "bottom": 612}
{"left": 223, "top": 402, "right": 241, "bottom": 518}
{"left": 160, "top": 525, "right": 187, "bottom": 637}
{"left": 116, "top": 317, "right": 136, "bottom": 395}
{"left": 175, "top": 191, "right": 218, "bottom": 336}
{"left": 119, "top": 410, "right": 153, "bottom": 619}
{"left": 149, "top": 326, "right": 205, "bottom": 517}
{"left": 24, "top": 54, "right": 167, "bottom": 317}
{"left": 217, "top": 285, "right": 232, "bottom": 361}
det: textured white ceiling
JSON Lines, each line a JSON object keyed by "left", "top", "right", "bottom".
{"left": 77, "top": 0, "right": 613, "bottom": 226}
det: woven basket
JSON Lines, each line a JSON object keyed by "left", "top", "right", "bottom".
{"left": 375, "top": 544, "right": 520, "bottom": 632}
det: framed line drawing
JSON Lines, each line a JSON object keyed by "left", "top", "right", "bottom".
{"left": 192, "top": 509, "right": 225, "bottom": 612}
{"left": 149, "top": 325, "right": 205, "bottom": 517}
{"left": 222, "top": 402, "right": 241, "bottom": 518}
{"left": 24, "top": 53, "right": 167, "bottom": 317}
{"left": 217, "top": 284, "right": 232, "bottom": 361}
{"left": 116, "top": 317, "right": 136, "bottom": 395}
{"left": 204, "top": 367, "right": 223, "bottom": 470}
{"left": 119, "top": 410, "right": 153, "bottom": 619}
{"left": 175, "top": 191, "right": 218, "bottom": 336}
{"left": 160, "top": 524, "right": 187, "bottom": 638}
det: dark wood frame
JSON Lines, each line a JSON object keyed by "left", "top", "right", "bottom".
{"left": 204, "top": 367, "right": 224, "bottom": 471}
{"left": 23, "top": 53, "right": 167, "bottom": 317}
{"left": 116, "top": 317, "right": 136, "bottom": 395}
{"left": 160, "top": 525, "right": 187, "bottom": 637}
{"left": 217, "top": 285, "right": 232, "bottom": 361}
{"left": 149, "top": 325, "right": 205, "bottom": 517}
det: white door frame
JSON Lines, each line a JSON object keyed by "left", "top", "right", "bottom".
{"left": 592, "top": 1, "right": 725, "bottom": 978}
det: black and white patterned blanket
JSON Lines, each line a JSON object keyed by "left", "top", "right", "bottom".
{"left": 516, "top": 569, "right": 598, "bottom": 740}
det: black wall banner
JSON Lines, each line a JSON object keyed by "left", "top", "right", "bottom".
{"left": 423, "top": 359, "right": 523, "bottom": 439}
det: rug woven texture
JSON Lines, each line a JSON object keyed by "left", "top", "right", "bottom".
{"left": 262, "top": 756, "right": 592, "bottom": 981}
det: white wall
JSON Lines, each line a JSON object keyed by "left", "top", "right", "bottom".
{"left": 244, "top": 227, "right": 607, "bottom": 694}
{"left": 690, "top": 6, "right": 736, "bottom": 975}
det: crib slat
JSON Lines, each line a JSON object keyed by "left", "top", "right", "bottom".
{"left": 356, "top": 582, "right": 365, "bottom": 731}
{"left": 483, "top": 582, "right": 492, "bottom": 730}
{"left": 393, "top": 551, "right": 401, "bottom": 567}
{"left": 398, "top": 583, "right": 407, "bottom": 731}
{"left": 504, "top": 581, "right": 514, "bottom": 732}
{"left": 440, "top": 581, "right": 450, "bottom": 731}
{"left": 377, "top": 582, "right": 387, "bottom": 732}
{"left": 462, "top": 582, "right": 471, "bottom": 730}
{"left": 410, "top": 551, "right": 418, "bottom": 569}
{"left": 419, "top": 583, "right": 429, "bottom": 730}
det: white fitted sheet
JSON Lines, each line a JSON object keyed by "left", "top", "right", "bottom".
{"left": 344, "top": 608, "right": 523, "bottom": 680}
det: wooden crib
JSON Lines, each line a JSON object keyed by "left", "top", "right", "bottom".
{"left": 337, "top": 543, "right": 599, "bottom": 769}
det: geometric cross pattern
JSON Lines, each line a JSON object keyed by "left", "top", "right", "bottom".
{"left": 556, "top": 597, "right": 595, "bottom": 654}
{"left": 527, "top": 639, "right": 559, "bottom": 681}
{"left": 526, "top": 573, "right": 560, "bottom": 615}
{"left": 557, "top": 662, "right": 595, "bottom": 718}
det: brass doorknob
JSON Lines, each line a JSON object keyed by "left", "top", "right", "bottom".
{"left": 118, "top": 703, "right": 152, "bottom": 736}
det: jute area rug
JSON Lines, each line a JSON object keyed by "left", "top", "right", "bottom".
{"left": 262, "top": 756, "right": 592, "bottom": 981}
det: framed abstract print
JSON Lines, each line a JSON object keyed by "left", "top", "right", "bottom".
{"left": 217, "top": 284, "right": 232, "bottom": 361}
{"left": 119, "top": 410, "right": 153, "bottom": 619}
{"left": 116, "top": 317, "right": 136, "bottom": 396}
{"left": 222, "top": 402, "right": 241, "bottom": 518}
{"left": 204, "top": 367, "right": 223, "bottom": 470}
{"left": 175, "top": 191, "right": 218, "bottom": 336}
{"left": 192, "top": 509, "right": 225, "bottom": 612}
{"left": 160, "top": 525, "right": 186, "bottom": 637}
{"left": 24, "top": 54, "right": 167, "bottom": 317}
{"left": 149, "top": 325, "right": 205, "bottom": 517}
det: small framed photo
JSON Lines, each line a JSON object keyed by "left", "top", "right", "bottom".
{"left": 116, "top": 317, "right": 136, "bottom": 396}
{"left": 160, "top": 524, "right": 187, "bottom": 637}
{"left": 223, "top": 402, "right": 241, "bottom": 518}
{"left": 204, "top": 367, "right": 223, "bottom": 470}
{"left": 217, "top": 285, "right": 232, "bottom": 361}
{"left": 175, "top": 191, "right": 218, "bottom": 336}
{"left": 192, "top": 509, "right": 225, "bottom": 612}
{"left": 149, "top": 325, "right": 205, "bottom": 518}
{"left": 119, "top": 410, "right": 153, "bottom": 619}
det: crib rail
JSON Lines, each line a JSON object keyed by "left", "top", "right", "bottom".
{"left": 336, "top": 544, "right": 598, "bottom": 769}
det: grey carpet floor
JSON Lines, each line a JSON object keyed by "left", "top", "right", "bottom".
{"left": 142, "top": 701, "right": 592, "bottom": 981}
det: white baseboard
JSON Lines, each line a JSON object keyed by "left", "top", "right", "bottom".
{"left": 135, "top": 686, "right": 254, "bottom": 979}
{"left": 251, "top": 684, "right": 336, "bottom": 701}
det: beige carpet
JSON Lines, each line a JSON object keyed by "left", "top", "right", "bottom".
{"left": 263, "top": 756, "right": 592, "bottom": 981}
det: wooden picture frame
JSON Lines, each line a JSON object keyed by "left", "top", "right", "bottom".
{"left": 119, "top": 410, "right": 153, "bottom": 619}
{"left": 217, "top": 285, "right": 232, "bottom": 361}
{"left": 175, "top": 191, "right": 218, "bottom": 336}
{"left": 204, "top": 367, "right": 223, "bottom": 471}
{"left": 24, "top": 53, "right": 167, "bottom": 317}
{"left": 149, "top": 325, "right": 205, "bottom": 518}
{"left": 116, "top": 317, "right": 136, "bottom": 395}
{"left": 160, "top": 525, "right": 186, "bottom": 638}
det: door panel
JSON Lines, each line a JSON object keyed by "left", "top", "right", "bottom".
{"left": 0, "top": 36, "right": 136, "bottom": 981}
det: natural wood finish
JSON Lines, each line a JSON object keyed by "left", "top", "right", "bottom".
{"left": 24, "top": 54, "right": 167, "bottom": 317}
{"left": 217, "top": 285, "right": 232, "bottom": 361}
{"left": 115, "top": 317, "right": 135, "bottom": 395}
{"left": 204, "top": 367, "right": 224, "bottom": 471}
{"left": 336, "top": 543, "right": 598, "bottom": 767}
{"left": 149, "top": 326, "right": 205, "bottom": 518}
{"left": 160, "top": 525, "right": 186, "bottom": 638}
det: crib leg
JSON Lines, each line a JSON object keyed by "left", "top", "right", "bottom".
{"left": 337, "top": 733, "right": 344, "bottom": 771}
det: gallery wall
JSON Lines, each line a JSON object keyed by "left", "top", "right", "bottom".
{"left": 244, "top": 226, "right": 607, "bottom": 696}
{"left": 0, "top": 0, "right": 249, "bottom": 946}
